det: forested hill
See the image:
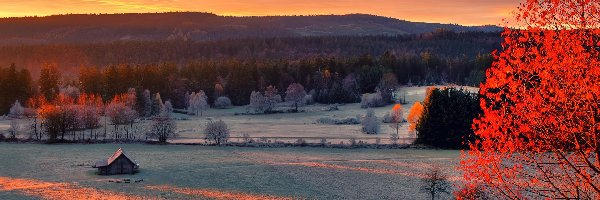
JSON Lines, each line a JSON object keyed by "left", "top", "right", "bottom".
{"left": 0, "top": 12, "right": 501, "bottom": 44}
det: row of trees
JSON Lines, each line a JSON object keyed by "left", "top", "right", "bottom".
{"left": 0, "top": 31, "right": 500, "bottom": 75}
{"left": 0, "top": 47, "right": 493, "bottom": 115}
{"left": 6, "top": 86, "right": 178, "bottom": 142}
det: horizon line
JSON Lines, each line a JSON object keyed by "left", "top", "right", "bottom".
{"left": 0, "top": 11, "right": 502, "bottom": 27}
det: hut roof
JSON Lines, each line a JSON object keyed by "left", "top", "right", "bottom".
{"left": 94, "top": 148, "right": 138, "bottom": 168}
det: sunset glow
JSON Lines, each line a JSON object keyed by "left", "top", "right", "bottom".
{"left": 1, "top": 0, "right": 520, "bottom": 25}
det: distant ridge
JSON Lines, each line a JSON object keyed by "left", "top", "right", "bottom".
{"left": 0, "top": 12, "right": 502, "bottom": 44}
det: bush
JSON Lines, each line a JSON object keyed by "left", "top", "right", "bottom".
{"left": 382, "top": 112, "right": 393, "bottom": 123}
{"left": 390, "top": 133, "right": 399, "bottom": 144}
{"left": 303, "top": 94, "right": 315, "bottom": 105}
{"left": 316, "top": 116, "right": 360, "bottom": 125}
{"left": 360, "top": 92, "right": 385, "bottom": 108}
{"left": 415, "top": 87, "right": 481, "bottom": 149}
{"left": 213, "top": 97, "right": 232, "bottom": 109}
{"left": 361, "top": 109, "right": 380, "bottom": 134}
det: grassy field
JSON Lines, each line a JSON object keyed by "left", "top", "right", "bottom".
{"left": 0, "top": 144, "right": 461, "bottom": 199}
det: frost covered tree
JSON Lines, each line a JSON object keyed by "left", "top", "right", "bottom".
{"left": 147, "top": 115, "right": 177, "bottom": 143}
{"left": 187, "top": 91, "right": 208, "bottom": 115}
{"left": 214, "top": 96, "right": 232, "bottom": 109}
{"left": 204, "top": 119, "right": 230, "bottom": 145}
{"left": 151, "top": 93, "right": 164, "bottom": 116}
{"left": 8, "top": 119, "right": 20, "bottom": 139}
{"left": 285, "top": 83, "right": 307, "bottom": 112}
{"left": 184, "top": 92, "right": 191, "bottom": 109}
{"left": 77, "top": 94, "right": 102, "bottom": 140}
{"left": 264, "top": 85, "right": 281, "bottom": 113}
{"left": 248, "top": 91, "right": 265, "bottom": 113}
{"left": 361, "top": 109, "right": 380, "bottom": 134}
{"left": 8, "top": 100, "right": 24, "bottom": 118}
{"left": 106, "top": 95, "right": 138, "bottom": 140}
{"left": 162, "top": 100, "right": 173, "bottom": 117}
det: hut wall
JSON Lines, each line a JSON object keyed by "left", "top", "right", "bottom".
{"left": 107, "top": 157, "right": 135, "bottom": 174}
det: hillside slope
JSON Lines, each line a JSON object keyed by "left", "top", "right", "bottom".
{"left": 0, "top": 12, "right": 501, "bottom": 44}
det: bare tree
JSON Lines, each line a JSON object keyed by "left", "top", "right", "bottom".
{"left": 146, "top": 115, "right": 177, "bottom": 143}
{"left": 8, "top": 119, "right": 20, "bottom": 139}
{"left": 204, "top": 119, "right": 230, "bottom": 145}
{"left": 421, "top": 166, "right": 451, "bottom": 200}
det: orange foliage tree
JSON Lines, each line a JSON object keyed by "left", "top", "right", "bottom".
{"left": 389, "top": 104, "right": 403, "bottom": 135}
{"left": 461, "top": 0, "right": 600, "bottom": 198}
{"left": 407, "top": 102, "right": 424, "bottom": 133}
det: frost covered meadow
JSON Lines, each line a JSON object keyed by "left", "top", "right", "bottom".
{"left": 0, "top": 86, "right": 475, "bottom": 199}
{"left": 0, "top": 144, "right": 460, "bottom": 199}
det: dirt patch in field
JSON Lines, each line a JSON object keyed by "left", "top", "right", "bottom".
{"left": 146, "top": 185, "right": 296, "bottom": 200}
{"left": 0, "top": 177, "right": 147, "bottom": 200}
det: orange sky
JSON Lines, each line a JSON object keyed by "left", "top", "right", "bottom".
{"left": 0, "top": 0, "right": 521, "bottom": 26}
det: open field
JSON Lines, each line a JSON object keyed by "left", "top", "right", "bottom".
{"left": 0, "top": 144, "right": 461, "bottom": 199}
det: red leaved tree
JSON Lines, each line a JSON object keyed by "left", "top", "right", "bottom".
{"left": 461, "top": 0, "right": 600, "bottom": 199}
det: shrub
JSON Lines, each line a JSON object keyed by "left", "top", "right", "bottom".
{"left": 348, "top": 138, "right": 357, "bottom": 146}
{"left": 320, "top": 138, "right": 327, "bottom": 145}
{"left": 316, "top": 116, "right": 360, "bottom": 125}
{"left": 295, "top": 138, "right": 306, "bottom": 145}
{"left": 213, "top": 97, "right": 232, "bottom": 109}
{"left": 302, "top": 94, "right": 315, "bottom": 105}
{"left": 241, "top": 133, "right": 252, "bottom": 143}
{"left": 361, "top": 109, "right": 380, "bottom": 134}
{"left": 382, "top": 112, "right": 393, "bottom": 123}
{"left": 390, "top": 133, "right": 399, "bottom": 144}
{"left": 360, "top": 92, "right": 385, "bottom": 108}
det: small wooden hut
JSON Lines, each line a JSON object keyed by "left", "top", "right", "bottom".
{"left": 93, "top": 148, "right": 139, "bottom": 175}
